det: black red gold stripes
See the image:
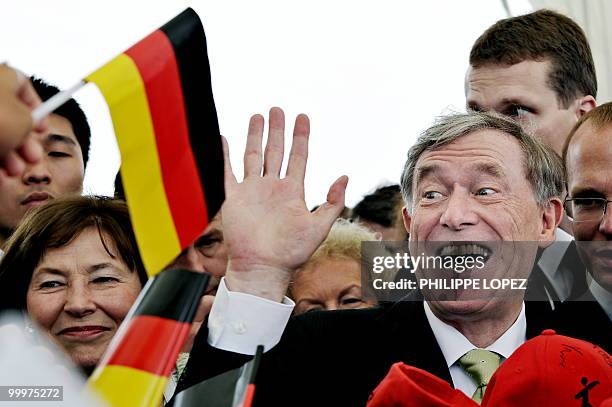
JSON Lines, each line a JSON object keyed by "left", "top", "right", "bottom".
{"left": 89, "top": 269, "right": 209, "bottom": 407}
{"left": 161, "top": 9, "right": 224, "bottom": 221}
{"left": 86, "top": 8, "right": 224, "bottom": 276}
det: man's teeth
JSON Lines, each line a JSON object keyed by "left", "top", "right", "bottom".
{"left": 440, "top": 244, "right": 490, "bottom": 257}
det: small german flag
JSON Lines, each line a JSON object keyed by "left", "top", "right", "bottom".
{"left": 86, "top": 8, "right": 224, "bottom": 277}
{"left": 89, "top": 269, "right": 210, "bottom": 407}
{"left": 171, "top": 346, "right": 264, "bottom": 407}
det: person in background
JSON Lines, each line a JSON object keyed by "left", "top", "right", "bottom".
{"left": 289, "top": 219, "right": 379, "bottom": 315}
{"left": 0, "top": 196, "right": 147, "bottom": 375}
{"left": 467, "top": 9, "right": 596, "bottom": 158}
{"left": 351, "top": 184, "right": 408, "bottom": 241}
{"left": 162, "top": 211, "right": 228, "bottom": 402}
{"left": 167, "top": 212, "right": 227, "bottom": 296}
{"left": 554, "top": 102, "right": 612, "bottom": 349}
{"left": 467, "top": 9, "right": 598, "bottom": 302}
{"left": 0, "top": 78, "right": 91, "bottom": 249}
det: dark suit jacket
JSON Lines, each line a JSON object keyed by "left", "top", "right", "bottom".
{"left": 177, "top": 300, "right": 571, "bottom": 407}
{"left": 552, "top": 290, "right": 611, "bottom": 351}
{"left": 527, "top": 241, "right": 589, "bottom": 304}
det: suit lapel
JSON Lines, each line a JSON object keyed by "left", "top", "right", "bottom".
{"left": 379, "top": 301, "right": 453, "bottom": 385}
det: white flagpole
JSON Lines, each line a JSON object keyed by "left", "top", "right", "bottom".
{"left": 31, "top": 80, "right": 86, "bottom": 124}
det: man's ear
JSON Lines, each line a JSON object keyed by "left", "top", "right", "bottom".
{"left": 576, "top": 95, "right": 596, "bottom": 117}
{"left": 539, "top": 198, "right": 563, "bottom": 248}
{"left": 402, "top": 206, "right": 412, "bottom": 234}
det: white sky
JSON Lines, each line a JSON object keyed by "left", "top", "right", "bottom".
{"left": 0, "top": 0, "right": 532, "bottom": 208}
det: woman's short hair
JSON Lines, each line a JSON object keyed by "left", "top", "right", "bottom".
{"left": 0, "top": 195, "right": 147, "bottom": 310}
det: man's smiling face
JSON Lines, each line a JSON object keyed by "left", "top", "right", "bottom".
{"left": 403, "top": 129, "right": 558, "bottom": 318}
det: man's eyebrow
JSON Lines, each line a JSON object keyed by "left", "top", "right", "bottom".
{"left": 569, "top": 187, "right": 605, "bottom": 198}
{"left": 193, "top": 228, "right": 222, "bottom": 247}
{"left": 415, "top": 164, "right": 440, "bottom": 185}
{"left": 474, "top": 162, "right": 506, "bottom": 179}
{"left": 467, "top": 97, "right": 530, "bottom": 113}
{"left": 45, "top": 133, "right": 77, "bottom": 147}
{"left": 499, "top": 97, "right": 526, "bottom": 105}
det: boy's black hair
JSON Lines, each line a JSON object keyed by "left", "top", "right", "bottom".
{"left": 31, "top": 77, "right": 91, "bottom": 166}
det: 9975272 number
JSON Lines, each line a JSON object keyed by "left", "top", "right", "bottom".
{"left": 0, "top": 386, "right": 63, "bottom": 401}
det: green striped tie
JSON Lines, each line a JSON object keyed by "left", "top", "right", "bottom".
{"left": 458, "top": 349, "right": 501, "bottom": 404}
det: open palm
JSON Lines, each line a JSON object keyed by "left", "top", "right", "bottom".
{"left": 221, "top": 108, "right": 348, "bottom": 301}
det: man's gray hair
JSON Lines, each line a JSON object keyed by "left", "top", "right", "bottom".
{"left": 400, "top": 111, "right": 564, "bottom": 211}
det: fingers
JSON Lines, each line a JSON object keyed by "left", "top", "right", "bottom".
{"left": 17, "top": 136, "right": 43, "bottom": 164}
{"left": 1, "top": 150, "right": 26, "bottom": 177}
{"left": 313, "top": 175, "right": 349, "bottom": 229}
{"left": 17, "top": 73, "right": 42, "bottom": 109}
{"left": 0, "top": 96, "right": 32, "bottom": 157}
{"left": 243, "top": 114, "right": 264, "bottom": 178}
{"left": 0, "top": 65, "right": 44, "bottom": 174}
{"left": 263, "top": 107, "right": 285, "bottom": 177}
{"left": 286, "top": 113, "right": 310, "bottom": 186}
{"left": 18, "top": 78, "right": 48, "bottom": 133}
{"left": 221, "top": 136, "right": 237, "bottom": 194}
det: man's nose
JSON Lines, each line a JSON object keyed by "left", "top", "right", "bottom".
{"left": 439, "top": 190, "right": 479, "bottom": 231}
{"left": 63, "top": 284, "right": 96, "bottom": 317}
{"left": 599, "top": 201, "right": 612, "bottom": 237}
{"left": 22, "top": 159, "right": 51, "bottom": 185}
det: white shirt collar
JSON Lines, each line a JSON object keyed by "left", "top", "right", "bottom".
{"left": 423, "top": 302, "right": 526, "bottom": 367}
{"left": 538, "top": 228, "right": 573, "bottom": 300}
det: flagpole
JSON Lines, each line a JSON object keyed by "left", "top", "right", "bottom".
{"left": 31, "top": 80, "right": 86, "bottom": 124}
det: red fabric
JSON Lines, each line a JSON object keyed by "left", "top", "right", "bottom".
{"left": 600, "top": 398, "right": 612, "bottom": 407}
{"left": 107, "top": 315, "right": 190, "bottom": 376}
{"left": 367, "top": 331, "right": 611, "bottom": 407}
{"left": 367, "top": 363, "right": 477, "bottom": 407}
{"left": 125, "top": 29, "right": 208, "bottom": 249}
{"left": 482, "top": 330, "right": 612, "bottom": 407}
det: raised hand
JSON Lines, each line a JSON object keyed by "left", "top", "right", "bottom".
{"left": 222, "top": 107, "right": 348, "bottom": 302}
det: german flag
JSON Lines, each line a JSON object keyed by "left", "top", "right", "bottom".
{"left": 89, "top": 269, "right": 210, "bottom": 407}
{"left": 86, "top": 8, "right": 224, "bottom": 277}
{"left": 171, "top": 346, "right": 264, "bottom": 407}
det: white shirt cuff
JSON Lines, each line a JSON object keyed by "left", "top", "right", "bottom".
{"left": 207, "top": 278, "right": 294, "bottom": 355}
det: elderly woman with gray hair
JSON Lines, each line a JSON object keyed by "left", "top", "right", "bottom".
{"left": 289, "top": 219, "right": 381, "bottom": 315}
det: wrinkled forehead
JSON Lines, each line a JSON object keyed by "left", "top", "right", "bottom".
{"left": 465, "top": 61, "right": 554, "bottom": 108}
{"left": 413, "top": 130, "right": 524, "bottom": 186}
